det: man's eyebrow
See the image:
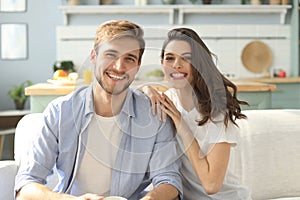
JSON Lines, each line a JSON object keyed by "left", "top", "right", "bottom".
{"left": 104, "top": 49, "right": 118, "bottom": 54}
{"left": 104, "top": 50, "right": 138, "bottom": 60}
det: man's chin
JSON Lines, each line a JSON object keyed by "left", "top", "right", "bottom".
{"left": 97, "top": 78, "right": 132, "bottom": 95}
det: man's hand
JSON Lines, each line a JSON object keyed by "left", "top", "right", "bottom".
{"left": 141, "top": 184, "right": 179, "bottom": 200}
{"left": 77, "top": 193, "right": 104, "bottom": 200}
{"left": 16, "top": 182, "right": 104, "bottom": 200}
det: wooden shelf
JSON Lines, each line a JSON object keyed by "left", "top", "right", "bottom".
{"left": 59, "top": 5, "right": 292, "bottom": 25}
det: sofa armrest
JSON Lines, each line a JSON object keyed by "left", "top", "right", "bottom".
{"left": 0, "top": 160, "right": 18, "bottom": 200}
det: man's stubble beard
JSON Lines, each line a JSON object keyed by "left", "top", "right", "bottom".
{"left": 97, "top": 76, "right": 131, "bottom": 95}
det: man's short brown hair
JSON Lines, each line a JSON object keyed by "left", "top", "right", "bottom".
{"left": 94, "top": 20, "right": 145, "bottom": 62}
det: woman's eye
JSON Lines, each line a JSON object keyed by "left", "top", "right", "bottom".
{"left": 183, "top": 57, "right": 192, "bottom": 62}
{"left": 164, "top": 56, "right": 175, "bottom": 61}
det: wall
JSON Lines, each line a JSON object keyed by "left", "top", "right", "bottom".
{"left": 0, "top": 0, "right": 63, "bottom": 110}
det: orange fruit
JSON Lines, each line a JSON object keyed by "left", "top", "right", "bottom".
{"left": 53, "top": 69, "right": 68, "bottom": 80}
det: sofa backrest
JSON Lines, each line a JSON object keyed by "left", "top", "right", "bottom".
{"left": 14, "top": 113, "right": 43, "bottom": 164}
{"left": 14, "top": 110, "right": 300, "bottom": 199}
{"left": 229, "top": 109, "right": 300, "bottom": 200}
{"left": 14, "top": 113, "right": 58, "bottom": 189}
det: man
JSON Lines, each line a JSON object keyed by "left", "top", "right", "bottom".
{"left": 15, "top": 20, "right": 182, "bottom": 200}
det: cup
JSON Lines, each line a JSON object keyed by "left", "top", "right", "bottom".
{"left": 104, "top": 196, "right": 127, "bottom": 200}
{"left": 83, "top": 70, "right": 92, "bottom": 83}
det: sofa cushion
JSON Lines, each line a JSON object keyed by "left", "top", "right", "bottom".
{"left": 229, "top": 109, "right": 300, "bottom": 200}
{"left": 0, "top": 160, "right": 18, "bottom": 200}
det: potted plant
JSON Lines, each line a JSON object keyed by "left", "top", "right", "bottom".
{"left": 8, "top": 80, "right": 33, "bottom": 110}
{"left": 53, "top": 60, "right": 75, "bottom": 73}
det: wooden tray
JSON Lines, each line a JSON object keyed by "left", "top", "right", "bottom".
{"left": 241, "top": 41, "right": 272, "bottom": 74}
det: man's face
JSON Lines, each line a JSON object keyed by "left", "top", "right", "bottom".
{"left": 93, "top": 37, "right": 141, "bottom": 95}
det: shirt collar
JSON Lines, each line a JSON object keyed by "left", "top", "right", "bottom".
{"left": 84, "top": 85, "right": 136, "bottom": 118}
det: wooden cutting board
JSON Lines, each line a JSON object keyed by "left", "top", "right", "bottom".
{"left": 241, "top": 41, "right": 272, "bottom": 74}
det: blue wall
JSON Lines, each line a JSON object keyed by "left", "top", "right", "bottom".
{"left": 0, "top": 0, "right": 63, "bottom": 110}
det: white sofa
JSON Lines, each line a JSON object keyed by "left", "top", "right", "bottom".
{"left": 1, "top": 110, "right": 300, "bottom": 200}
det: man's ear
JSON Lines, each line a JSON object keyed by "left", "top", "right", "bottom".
{"left": 90, "top": 49, "right": 96, "bottom": 65}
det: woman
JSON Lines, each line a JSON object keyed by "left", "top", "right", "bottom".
{"left": 141, "top": 28, "right": 252, "bottom": 199}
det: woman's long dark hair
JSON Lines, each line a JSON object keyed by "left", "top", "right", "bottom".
{"left": 161, "top": 28, "right": 249, "bottom": 127}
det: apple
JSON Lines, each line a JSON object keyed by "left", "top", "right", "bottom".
{"left": 278, "top": 70, "right": 286, "bottom": 78}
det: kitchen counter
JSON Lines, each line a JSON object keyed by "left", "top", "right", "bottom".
{"left": 25, "top": 81, "right": 277, "bottom": 112}
{"left": 25, "top": 83, "right": 87, "bottom": 96}
{"left": 232, "top": 81, "right": 276, "bottom": 92}
{"left": 235, "top": 77, "right": 300, "bottom": 109}
{"left": 25, "top": 81, "right": 276, "bottom": 96}
{"left": 235, "top": 77, "right": 300, "bottom": 84}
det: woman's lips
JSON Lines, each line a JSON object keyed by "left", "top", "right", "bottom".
{"left": 170, "top": 72, "right": 187, "bottom": 79}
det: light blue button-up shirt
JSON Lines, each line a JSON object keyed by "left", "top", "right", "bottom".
{"left": 15, "top": 85, "right": 182, "bottom": 199}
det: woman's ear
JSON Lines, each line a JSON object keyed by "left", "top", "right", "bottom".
{"left": 90, "top": 49, "right": 96, "bottom": 65}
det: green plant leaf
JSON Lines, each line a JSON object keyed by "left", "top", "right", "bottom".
{"left": 8, "top": 80, "right": 33, "bottom": 105}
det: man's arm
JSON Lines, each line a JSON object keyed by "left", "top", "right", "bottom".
{"left": 141, "top": 184, "right": 179, "bottom": 200}
{"left": 16, "top": 182, "right": 103, "bottom": 200}
{"left": 146, "top": 115, "right": 182, "bottom": 200}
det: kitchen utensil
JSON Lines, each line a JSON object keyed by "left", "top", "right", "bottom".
{"left": 241, "top": 41, "right": 272, "bottom": 74}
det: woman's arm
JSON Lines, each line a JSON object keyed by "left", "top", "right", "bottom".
{"left": 160, "top": 93, "right": 230, "bottom": 195}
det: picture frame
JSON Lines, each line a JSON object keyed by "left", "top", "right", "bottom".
{"left": 0, "top": 23, "right": 28, "bottom": 60}
{"left": 0, "top": 0, "right": 27, "bottom": 12}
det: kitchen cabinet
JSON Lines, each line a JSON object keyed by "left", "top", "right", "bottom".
{"left": 238, "top": 77, "right": 300, "bottom": 109}
{"left": 291, "top": 0, "right": 299, "bottom": 76}
{"left": 59, "top": 5, "right": 291, "bottom": 25}
{"left": 272, "top": 83, "right": 300, "bottom": 109}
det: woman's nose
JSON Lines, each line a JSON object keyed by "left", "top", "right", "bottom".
{"left": 172, "top": 58, "right": 182, "bottom": 69}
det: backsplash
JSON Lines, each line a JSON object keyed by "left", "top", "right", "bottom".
{"left": 57, "top": 24, "right": 290, "bottom": 79}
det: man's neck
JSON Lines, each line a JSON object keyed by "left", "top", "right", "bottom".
{"left": 93, "top": 84, "right": 127, "bottom": 117}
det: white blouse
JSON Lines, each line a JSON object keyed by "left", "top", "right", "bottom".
{"left": 165, "top": 88, "right": 251, "bottom": 200}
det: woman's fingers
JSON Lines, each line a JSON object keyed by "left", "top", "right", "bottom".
{"left": 150, "top": 96, "right": 157, "bottom": 115}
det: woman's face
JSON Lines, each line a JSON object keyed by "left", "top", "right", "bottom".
{"left": 162, "top": 40, "right": 193, "bottom": 89}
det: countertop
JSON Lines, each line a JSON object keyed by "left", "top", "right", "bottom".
{"left": 25, "top": 83, "right": 87, "bottom": 96}
{"left": 235, "top": 77, "right": 300, "bottom": 84}
{"left": 25, "top": 80, "right": 277, "bottom": 96}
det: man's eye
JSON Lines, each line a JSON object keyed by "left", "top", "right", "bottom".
{"left": 106, "top": 53, "right": 117, "bottom": 58}
{"left": 126, "top": 57, "right": 136, "bottom": 62}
